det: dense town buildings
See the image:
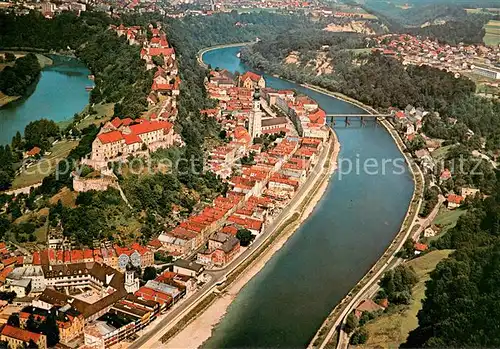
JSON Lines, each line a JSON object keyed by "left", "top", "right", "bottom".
{"left": 372, "top": 34, "right": 500, "bottom": 80}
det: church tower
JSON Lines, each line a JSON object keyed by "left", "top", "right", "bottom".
{"left": 124, "top": 270, "right": 139, "bottom": 293}
{"left": 248, "top": 87, "right": 262, "bottom": 140}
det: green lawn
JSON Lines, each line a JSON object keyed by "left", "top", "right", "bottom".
{"left": 11, "top": 140, "right": 79, "bottom": 189}
{"left": 433, "top": 207, "right": 467, "bottom": 230}
{"left": 362, "top": 250, "right": 454, "bottom": 349}
{"left": 431, "top": 144, "right": 453, "bottom": 161}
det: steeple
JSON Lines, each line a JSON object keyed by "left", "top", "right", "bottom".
{"left": 248, "top": 87, "right": 262, "bottom": 140}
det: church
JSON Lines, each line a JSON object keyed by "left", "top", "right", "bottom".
{"left": 248, "top": 87, "right": 289, "bottom": 140}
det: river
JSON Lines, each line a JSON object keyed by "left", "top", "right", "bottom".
{"left": 0, "top": 55, "right": 92, "bottom": 145}
{"left": 201, "top": 46, "right": 414, "bottom": 348}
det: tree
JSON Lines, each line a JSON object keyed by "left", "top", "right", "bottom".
{"left": 143, "top": 266, "right": 157, "bottom": 282}
{"left": 7, "top": 313, "right": 20, "bottom": 327}
{"left": 26, "top": 314, "right": 37, "bottom": 332}
{"left": 11, "top": 131, "right": 22, "bottom": 150}
{"left": 350, "top": 327, "right": 369, "bottom": 345}
{"left": 344, "top": 312, "right": 358, "bottom": 334}
{"left": 236, "top": 228, "right": 254, "bottom": 247}
{"left": 42, "top": 310, "right": 59, "bottom": 346}
{"left": 379, "top": 265, "right": 418, "bottom": 305}
{"left": 4, "top": 52, "right": 15, "bottom": 62}
{"left": 24, "top": 119, "right": 59, "bottom": 151}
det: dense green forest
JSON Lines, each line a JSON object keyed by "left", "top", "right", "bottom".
{"left": 242, "top": 40, "right": 475, "bottom": 113}
{"left": 0, "top": 53, "right": 41, "bottom": 96}
{"left": 407, "top": 15, "right": 490, "bottom": 45}
{"left": 402, "top": 185, "right": 500, "bottom": 347}
{"left": 357, "top": 2, "right": 491, "bottom": 44}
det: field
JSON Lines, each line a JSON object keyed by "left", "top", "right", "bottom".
{"left": 432, "top": 207, "right": 467, "bottom": 233}
{"left": 57, "top": 103, "right": 114, "bottom": 131}
{"left": 76, "top": 103, "right": 114, "bottom": 130}
{"left": 11, "top": 140, "right": 79, "bottom": 189}
{"left": 361, "top": 250, "right": 454, "bottom": 348}
{"left": 430, "top": 144, "right": 453, "bottom": 161}
{"left": 49, "top": 187, "right": 77, "bottom": 208}
{"left": 483, "top": 20, "right": 500, "bottom": 47}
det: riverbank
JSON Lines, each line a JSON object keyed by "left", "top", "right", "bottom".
{"left": 303, "top": 86, "right": 424, "bottom": 349}
{"left": 164, "top": 130, "right": 340, "bottom": 349}
{"left": 0, "top": 53, "right": 54, "bottom": 108}
{"left": 197, "top": 42, "right": 255, "bottom": 69}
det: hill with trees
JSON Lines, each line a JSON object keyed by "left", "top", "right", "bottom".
{"left": 403, "top": 187, "right": 500, "bottom": 347}
{"left": 0, "top": 53, "right": 41, "bottom": 97}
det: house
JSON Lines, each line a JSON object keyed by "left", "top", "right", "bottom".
{"left": 414, "top": 242, "right": 428, "bottom": 254}
{"left": 439, "top": 168, "right": 452, "bottom": 182}
{"left": 0, "top": 325, "right": 47, "bottom": 349}
{"left": 414, "top": 149, "right": 430, "bottom": 159}
{"left": 354, "top": 299, "right": 384, "bottom": 318}
{"left": 173, "top": 259, "right": 204, "bottom": 277}
{"left": 424, "top": 225, "right": 439, "bottom": 238}
{"left": 19, "top": 306, "right": 84, "bottom": 345}
{"left": 88, "top": 119, "right": 174, "bottom": 165}
{"left": 239, "top": 71, "right": 266, "bottom": 89}
{"left": 25, "top": 147, "right": 41, "bottom": 158}
{"left": 461, "top": 187, "right": 480, "bottom": 199}
{"left": 196, "top": 232, "right": 240, "bottom": 267}
{"left": 447, "top": 194, "right": 464, "bottom": 209}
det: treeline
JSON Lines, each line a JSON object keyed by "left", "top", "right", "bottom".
{"left": 243, "top": 41, "right": 475, "bottom": 113}
{"left": 0, "top": 11, "right": 151, "bottom": 118}
{"left": 0, "top": 53, "right": 41, "bottom": 96}
{"left": 359, "top": 2, "right": 491, "bottom": 44}
{"left": 403, "top": 187, "right": 500, "bottom": 347}
{"left": 240, "top": 29, "right": 366, "bottom": 66}
{"left": 407, "top": 15, "right": 490, "bottom": 45}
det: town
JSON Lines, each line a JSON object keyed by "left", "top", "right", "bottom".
{"left": 0, "top": 19, "right": 335, "bottom": 348}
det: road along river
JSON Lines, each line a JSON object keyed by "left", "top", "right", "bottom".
{"left": 187, "top": 46, "right": 415, "bottom": 348}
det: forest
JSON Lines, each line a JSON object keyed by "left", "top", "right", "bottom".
{"left": 403, "top": 185, "right": 500, "bottom": 347}
{"left": 358, "top": 2, "right": 491, "bottom": 44}
{"left": 0, "top": 53, "right": 41, "bottom": 97}
{"left": 242, "top": 40, "right": 475, "bottom": 113}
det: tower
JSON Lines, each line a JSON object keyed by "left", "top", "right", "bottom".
{"left": 124, "top": 270, "right": 139, "bottom": 293}
{"left": 248, "top": 87, "right": 262, "bottom": 140}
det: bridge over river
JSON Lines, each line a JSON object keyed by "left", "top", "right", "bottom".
{"left": 327, "top": 113, "right": 394, "bottom": 127}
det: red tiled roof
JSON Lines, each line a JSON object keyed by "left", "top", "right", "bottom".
{"left": 148, "top": 239, "right": 162, "bottom": 248}
{"left": 129, "top": 120, "right": 173, "bottom": 135}
{"left": 222, "top": 225, "right": 238, "bottom": 235}
{"left": 241, "top": 71, "right": 262, "bottom": 82}
{"left": 84, "top": 249, "right": 93, "bottom": 260}
{"left": 147, "top": 47, "right": 175, "bottom": 57}
{"left": 1, "top": 325, "right": 42, "bottom": 343}
{"left": 98, "top": 130, "right": 123, "bottom": 144}
{"left": 33, "top": 252, "right": 41, "bottom": 265}
{"left": 71, "top": 250, "right": 83, "bottom": 262}
{"left": 111, "top": 117, "right": 122, "bottom": 128}
{"left": 447, "top": 194, "right": 464, "bottom": 205}
{"left": 27, "top": 147, "right": 41, "bottom": 156}
{"left": 415, "top": 243, "right": 428, "bottom": 252}
{"left": 123, "top": 133, "right": 142, "bottom": 145}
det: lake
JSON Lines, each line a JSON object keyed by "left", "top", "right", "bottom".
{"left": 0, "top": 55, "right": 92, "bottom": 145}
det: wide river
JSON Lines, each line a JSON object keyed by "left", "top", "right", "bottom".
{"left": 202, "top": 46, "right": 414, "bottom": 348}
{"left": 0, "top": 55, "right": 92, "bottom": 145}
